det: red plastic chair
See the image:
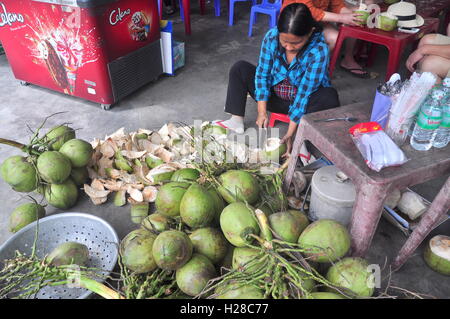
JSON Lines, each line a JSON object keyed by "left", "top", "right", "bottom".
{"left": 268, "top": 112, "right": 290, "bottom": 127}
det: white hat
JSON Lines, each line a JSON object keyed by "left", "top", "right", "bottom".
{"left": 387, "top": 1, "right": 424, "bottom": 28}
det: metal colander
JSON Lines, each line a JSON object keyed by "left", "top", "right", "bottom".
{"left": 0, "top": 212, "right": 119, "bottom": 299}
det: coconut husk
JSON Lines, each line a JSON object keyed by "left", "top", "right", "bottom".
{"left": 84, "top": 184, "right": 110, "bottom": 205}
{"left": 127, "top": 185, "right": 143, "bottom": 202}
{"left": 121, "top": 150, "right": 147, "bottom": 159}
{"left": 142, "top": 186, "right": 158, "bottom": 202}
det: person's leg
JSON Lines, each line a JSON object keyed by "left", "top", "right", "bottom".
{"left": 217, "top": 60, "right": 257, "bottom": 133}
{"left": 322, "top": 23, "right": 339, "bottom": 51}
{"left": 338, "top": 7, "right": 370, "bottom": 78}
{"left": 305, "top": 87, "right": 341, "bottom": 114}
{"left": 419, "top": 55, "right": 450, "bottom": 82}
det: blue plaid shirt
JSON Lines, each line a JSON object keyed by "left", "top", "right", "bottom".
{"left": 255, "top": 27, "right": 331, "bottom": 124}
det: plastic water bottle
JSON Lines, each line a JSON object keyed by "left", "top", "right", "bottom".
{"left": 432, "top": 78, "right": 450, "bottom": 148}
{"left": 410, "top": 89, "right": 444, "bottom": 151}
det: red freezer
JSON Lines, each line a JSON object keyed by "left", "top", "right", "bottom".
{"left": 0, "top": 0, "right": 163, "bottom": 109}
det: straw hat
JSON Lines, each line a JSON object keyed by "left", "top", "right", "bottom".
{"left": 387, "top": 1, "right": 424, "bottom": 28}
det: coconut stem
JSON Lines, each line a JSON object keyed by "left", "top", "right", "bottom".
{"left": 254, "top": 209, "right": 273, "bottom": 243}
{"left": 78, "top": 277, "right": 124, "bottom": 299}
{"left": 0, "top": 138, "right": 27, "bottom": 151}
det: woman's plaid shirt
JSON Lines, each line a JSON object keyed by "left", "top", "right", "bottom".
{"left": 255, "top": 27, "right": 331, "bottom": 124}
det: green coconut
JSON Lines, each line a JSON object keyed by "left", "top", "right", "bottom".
{"left": 120, "top": 229, "right": 157, "bottom": 274}
{"left": 232, "top": 247, "right": 265, "bottom": 273}
{"left": 9, "top": 203, "right": 46, "bottom": 233}
{"left": 141, "top": 213, "right": 171, "bottom": 233}
{"left": 218, "top": 170, "right": 260, "bottom": 204}
{"left": 203, "top": 124, "right": 227, "bottom": 137}
{"left": 424, "top": 235, "right": 450, "bottom": 276}
{"left": 155, "top": 182, "right": 190, "bottom": 217}
{"left": 179, "top": 183, "right": 216, "bottom": 228}
{"left": 220, "top": 202, "right": 260, "bottom": 247}
{"left": 170, "top": 168, "right": 200, "bottom": 183}
{"left": 70, "top": 166, "right": 89, "bottom": 186}
{"left": 44, "top": 178, "right": 78, "bottom": 209}
{"left": 176, "top": 253, "right": 217, "bottom": 296}
{"left": 45, "top": 125, "right": 76, "bottom": 151}
{"left": 262, "top": 138, "right": 287, "bottom": 162}
{"left": 215, "top": 283, "right": 265, "bottom": 299}
{"left": 145, "top": 155, "right": 164, "bottom": 169}
{"left": 269, "top": 211, "right": 302, "bottom": 243}
{"left": 287, "top": 210, "right": 310, "bottom": 235}
{"left": 205, "top": 185, "right": 225, "bottom": 226}
{"left": 59, "top": 139, "right": 94, "bottom": 168}
{"left": 152, "top": 230, "right": 193, "bottom": 271}
{"left": 298, "top": 219, "right": 351, "bottom": 263}
{"left": 0, "top": 156, "right": 38, "bottom": 192}
{"left": 130, "top": 202, "right": 149, "bottom": 224}
{"left": 46, "top": 242, "right": 89, "bottom": 267}
{"left": 219, "top": 245, "right": 234, "bottom": 270}
{"left": 326, "top": 257, "right": 375, "bottom": 297}
{"left": 310, "top": 292, "right": 345, "bottom": 299}
{"left": 37, "top": 151, "right": 72, "bottom": 184}
{"left": 189, "top": 228, "right": 228, "bottom": 265}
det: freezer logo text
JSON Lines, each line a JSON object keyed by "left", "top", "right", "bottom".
{"left": 109, "top": 7, "right": 131, "bottom": 25}
{"left": 0, "top": 3, "right": 24, "bottom": 27}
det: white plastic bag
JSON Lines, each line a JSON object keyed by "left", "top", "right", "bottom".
{"left": 349, "top": 122, "right": 408, "bottom": 172}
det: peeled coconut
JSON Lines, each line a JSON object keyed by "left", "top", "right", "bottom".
{"left": 70, "top": 166, "right": 89, "bottom": 186}
{"left": 0, "top": 156, "right": 38, "bottom": 192}
{"left": 298, "top": 219, "right": 351, "bottom": 263}
{"left": 9, "top": 203, "right": 46, "bottom": 233}
{"left": 262, "top": 138, "right": 287, "bottom": 162}
{"left": 59, "top": 139, "right": 94, "bottom": 168}
{"left": 424, "top": 235, "right": 450, "bottom": 276}
{"left": 171, "top": 168, "right": 200, "bottom": 183}
{"left": 218, "top": 170, "right": 260, "bottom": 204}
{"left": 215, "top": 283, "right": 265, "bottom": 299}
{"left": 44, "top": 178, "right": 79, "bottom": 209}
{"left": 189, "top": 227, "right": 228, "bottom": 265}
{"left": 120, "top": 228, "right": 157, "bottom": 274}
{"left": 155, "top": 182, "right": 190, "bottom": 217}
{"left": 176, "top": 253, "right": 217, "bottom": 296}
{"left": 45, "top": 125, "right": 76, "bottom": 151}
{"left": 37, "top": 151, "right": 72, "bottom": 184}
{"left": 46, "top": 242, "right": 89, "bottom": 267}
{"left": 220, "top": 202, "right": 260, "bottom": 247}
{"left": 141, "top": 213, "right": 171, "bottom": 233}
{"left": 179, "top": 183, "right": 216, "bottom": 228}
{"left": 152, "top": 230, "right": 193, "bottom": 271}
{"left": 269, "top": 211, "right": 303, "bottom": 243}
{"left": 326, "top": 257, "right": 375, "bottom": 297}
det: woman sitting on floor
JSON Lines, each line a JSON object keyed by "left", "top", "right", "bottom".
{"left": 214, "top": 3, "right": 340, "bottom": 156}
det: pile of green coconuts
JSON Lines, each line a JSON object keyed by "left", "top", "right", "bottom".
{"left": 0, "top": 124, "right": 93, "bottom": 233}
{"left": 118, "top": 166, "right": 377, "bottom": 299}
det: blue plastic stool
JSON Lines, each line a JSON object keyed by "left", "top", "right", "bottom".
{"left": 248, "top": 0, "right": 281, "bottom": 37}
{"left": 229, "top": 0, "right": 257, "bottom": 26}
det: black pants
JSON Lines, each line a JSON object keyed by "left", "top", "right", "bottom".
{"left": 225, "top": 60, "right": 340, "bottom": 117}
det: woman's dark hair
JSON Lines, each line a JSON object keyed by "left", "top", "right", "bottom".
{"left": 277, "top": 3, "right": 322, "bottom": 36}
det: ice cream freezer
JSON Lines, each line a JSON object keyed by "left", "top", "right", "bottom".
{"left": 0, "top": 0, "right": 163, "bottom": 110}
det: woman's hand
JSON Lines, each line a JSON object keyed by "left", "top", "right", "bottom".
{"left": 406, "top": 48, "right": 424, "bottom": 72}
{"left": 339, "top": 13, "right": 361, "bottom": 26}
{"left": 280, "top": 134, "right": 293, "bottom": 158}
{"left": 256, "top": 112, "right": 269, "bottom": 128}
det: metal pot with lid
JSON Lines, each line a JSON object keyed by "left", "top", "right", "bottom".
{"left": 309, "top": 165, "right": 356, "bottom": 226}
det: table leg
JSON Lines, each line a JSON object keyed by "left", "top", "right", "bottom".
{"left": 349, "top": 183, "right": 391, "bottom": 257}
{"left": 182, "top": 0, "right": 191, "bottom": 35}
{"left": 392, "top": 177, "right": 450, "bottom": 270}
{"left": 283, "top": 122, "right": 306, "bottom": 193}
{"left": 385, "top": 42, "right": 405, "bottom": 82}
{"left": 329, "top": 31, "right": 347, "bottom": 78}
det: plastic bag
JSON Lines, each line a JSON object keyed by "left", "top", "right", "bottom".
{"left": 349, "top": 122, "right": 408, "bottom": 172}
{"left": 370, "top": 89, "right": 392, "bottom": 128}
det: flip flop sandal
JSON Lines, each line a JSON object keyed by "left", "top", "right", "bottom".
{"left": 339, "top": 65, "right": 370, "bottom": 79}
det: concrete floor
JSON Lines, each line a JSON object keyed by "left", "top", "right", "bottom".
{"left": 0, "top": 1, "right": 449, "bottom": 298}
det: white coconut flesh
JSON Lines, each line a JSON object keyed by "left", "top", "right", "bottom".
{"left": 430, "top": 235, "right": 450, "bottom": 261}
{"left": 264, "top": 138, "right": 283, "bottom": 152}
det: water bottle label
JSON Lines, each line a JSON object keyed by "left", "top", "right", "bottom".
{"left": 417, "top": 110, "right": 442, "bottom": 130}
{"left": 440, "top": 112, "right": 450, "bottom": 128}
